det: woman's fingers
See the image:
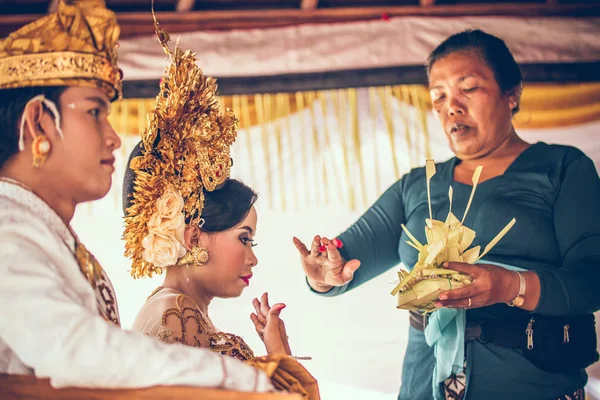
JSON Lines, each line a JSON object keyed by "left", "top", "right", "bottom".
{"left": 252, "top": 298, "right": 266, "bottom": 325}
{"left": 292, "top": 236, "right": 310, "bottom": 257}
{"left": 438, "top": 284, "right": 480, "bottom": 302}
{"left": 340, "top": 259, "right": 361, "bottom": 282}
{"left": 250, "top": 313, "right": 265, "bottom": 338}
{"left": 325, "top": 241, "right": 342, "bottom": 263}
{"left": 436, "top": 294, "right": 485, "bottom": 309}
{"left": 260, "top": 292, "right": 271, "bottom": 316}
{"left": 309, "top": 235, "right": 322, "bottom": 257}
{"left": 266, "top": 303, "right": 286, "bottom": 326}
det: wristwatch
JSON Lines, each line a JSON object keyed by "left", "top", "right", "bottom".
{"left": 507, "top": 271, "right": 526, "bottom": 307}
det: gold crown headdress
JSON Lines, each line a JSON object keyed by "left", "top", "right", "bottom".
{"left": 123, "top": 7, "right": 237, "bottom": 279}
{"left": 391, "top": 160, "right": 516, "bottom": 312}
{"left": 0, "top": 0, "right": 122, "bottom": 101}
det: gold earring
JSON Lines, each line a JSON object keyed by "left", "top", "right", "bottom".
{"left": 178, "top": 246, "right": 209, "bottom": 267}
{"left": 32, "top": 134, "right": 51, "bottom": 168}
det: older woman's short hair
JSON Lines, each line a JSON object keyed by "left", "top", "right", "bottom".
{"left": 426, "top": 29, "right": 523, "bottom": 113}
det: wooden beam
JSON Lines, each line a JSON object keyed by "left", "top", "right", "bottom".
{"left": 300, "top": 0, "right": 319, "bottom": 10}
{"left": 0, "top": 373, "right": 302, "bottom": 400}
{"left": 176, "top": 0, "right": 196, "bottom": 12}
{"left": 121, "top": 62, "right": 600, "bottom": 98}
{"left": 2, "top": 4, "right": 599, "bottom": 39}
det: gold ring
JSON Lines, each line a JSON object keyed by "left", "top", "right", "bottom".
{"left": 467, "top": 298, "right": 472, "bottom": 307}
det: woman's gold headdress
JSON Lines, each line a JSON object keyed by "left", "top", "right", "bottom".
{"left": 0, "top": 0, "right": 122, "bottom": 101}
{"left": 123, "top": 7, "right": 238, "bottom": 278}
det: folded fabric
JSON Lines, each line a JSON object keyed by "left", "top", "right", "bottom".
{"left": 245, "top": 354, "right": 320, "bottom": 399}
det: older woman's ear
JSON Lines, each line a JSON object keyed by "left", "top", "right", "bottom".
{"left": 509, "top": 83, "right": 523, "bottom": 114}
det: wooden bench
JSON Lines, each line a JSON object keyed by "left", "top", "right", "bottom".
{"left": 0, "top": 373, "right": 302, "bottom": 399}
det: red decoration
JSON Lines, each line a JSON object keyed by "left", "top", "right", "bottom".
{"left": 332, "top": 238, "right": 343, "bottom": 249}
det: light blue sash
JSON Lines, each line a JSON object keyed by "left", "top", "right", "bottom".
{"left": 424, "top": 261, "right": 526, "bottom": 399}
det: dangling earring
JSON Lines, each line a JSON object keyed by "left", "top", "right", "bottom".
{"left": 32, "top": 135, "right": 51, "bottom": 168}
{"left": 18, "top": 95, "right": 63, "bottom": 168}
{"left": 177, "top": 245, "right": 209, "bottom": 267}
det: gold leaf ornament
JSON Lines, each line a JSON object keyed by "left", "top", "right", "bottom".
{"left": 391, "top": 160, "right": 516, "bottom": 312}
{"left": 123, "top": 1, "right": 238, "bottom": 279}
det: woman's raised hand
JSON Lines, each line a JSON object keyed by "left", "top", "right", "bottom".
{"left": 293, "top": 235, "right": 361, "bottom": 292}
{"left": 250, "top": 292, "right": 291, "bottom": 356}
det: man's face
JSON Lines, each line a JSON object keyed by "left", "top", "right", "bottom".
{"left": 45, "top": 86, "right": 121, "bottom": 203}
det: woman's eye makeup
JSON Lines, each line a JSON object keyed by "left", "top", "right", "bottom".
{"left": 240, "top": 237, "right": 257, "bottom": 247}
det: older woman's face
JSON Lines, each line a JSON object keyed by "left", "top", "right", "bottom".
{"left": 428, "top": 51, "right": 517, "bottom": 160}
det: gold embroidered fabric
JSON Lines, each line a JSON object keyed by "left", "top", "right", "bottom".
{"left": 150, "top": 287, "right": 254, "bottom": 361}
{"left": 0, "top": 0, "right": 121, "bottom": 101}
{"left": 139, "top": 287, "right": 319, "bottom": 399}
{"left": 95, "top": 277, "right": 120, "bottom": 326}
{"left": 246, "top": 355, "right": 321, "bottom": 400}
{"left": 71, "top": 228, "right": 119, "bottom": 325}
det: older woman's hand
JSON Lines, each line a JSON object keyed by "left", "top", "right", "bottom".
{"left": 293, "top": 235, "right": 361, "bottom": 292}
{"left": 435, "top": 262, "right": 520, "bottom": 309}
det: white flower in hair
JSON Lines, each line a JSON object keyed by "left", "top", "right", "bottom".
{"left": 141, "top": 187, "right": 187, "bottom": 268}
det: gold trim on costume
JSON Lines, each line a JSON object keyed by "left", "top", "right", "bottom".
{"left": 149, "top": 287, "right": 254, "bottom": 361}
{"left": 0, "top": 0, "right": 122, "bottom": 101}
{"left": 0, "top": 52, "right": 121, "bottom": 100}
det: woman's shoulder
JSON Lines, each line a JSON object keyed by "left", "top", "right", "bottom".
{"left": 133, "top": 288, "right": 204, "bottom": 327}
{"left": 521, "top": 142, "right": 594, "bottom": 174}
{"left": 132, "top": 287, "right": 210, "bottom": 346}
{"left": 527, "top": 142, "right": 589, "bottom": 162}
{"left": 140, "top": 287, "right": 204, "bottom": 317}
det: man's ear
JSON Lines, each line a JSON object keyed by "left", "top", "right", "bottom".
{"left": 21, "top": 99, "right": 45, "bottom": 144}
{"left": 20, "top": 97, "right": 62, "bottom": 148}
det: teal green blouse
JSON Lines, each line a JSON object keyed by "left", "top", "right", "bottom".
{"left": 316, "top": 142, "right": 600, "bottom": 399}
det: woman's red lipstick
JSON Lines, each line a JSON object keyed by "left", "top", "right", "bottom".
{"left": 241, "top": 274, "right": 253, "bottom": 285}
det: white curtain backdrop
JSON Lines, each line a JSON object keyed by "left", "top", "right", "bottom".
{"left": 72, "top": 90, "right": 600, "bottom": 399}
{"left": 118, "top": 16, "right": 600, "bottom": 79}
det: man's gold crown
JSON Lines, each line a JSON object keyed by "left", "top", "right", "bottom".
{"left": 0, "top": 0, "right": 122, "bottom": 101}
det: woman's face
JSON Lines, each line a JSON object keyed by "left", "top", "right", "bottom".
{"left": 45, "top": 86, "right": 121, "bottom": 202}
{"left": 428, "top": 51, "right": 518, "bottom": 160}
{"left": 194, "top": 206, "right": 259, "bottom": 298}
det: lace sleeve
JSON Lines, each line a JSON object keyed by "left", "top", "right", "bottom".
{"left": 154, "top": 294, "right": 211, "bottom": 348}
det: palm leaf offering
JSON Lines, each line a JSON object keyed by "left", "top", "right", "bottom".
{"left": 391, "top": 160, "right": 516, "bottom": 312}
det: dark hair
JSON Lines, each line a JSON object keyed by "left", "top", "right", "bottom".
{"left": 426, "top": 29, "right": 522, "bottom": 113}
{"left": 123, "top": 141, "right": 257, "bottom": 232}
{"left": 0, "top": 86, "right": 67, "bottom": 169}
